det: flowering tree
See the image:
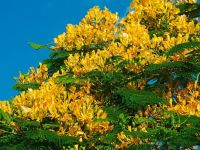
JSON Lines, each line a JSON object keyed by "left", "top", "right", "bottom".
{"left": 0, "top": 0, "right": 200, "bottom": 149}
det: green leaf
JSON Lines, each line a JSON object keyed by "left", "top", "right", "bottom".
{"left": 28, "top": 42, "right": 49, "bottom": 50}
{"left": 177, "top": 3, "right": 198, "bottom": 11}
{"left": 49, "top": 50, "right": 70, "bottom": 59}
{"left": 177, "top": 3, "right": 200, "bottom": 19}
{"left": 0, "top": 109, "right": 12, "bottom": 123}
{"left": 13, "top": 82, "right": 40, "bottom": 91}
{"left": 56, "top": 74, "right": 83, "bottom": 87}
{"left": 149, "top": 29, "right": 169, "bottom": 38}
{"left": 42, "top": 123, "right": 59, "bottom": 130}
{"left": 56, "top": 74, "right": 75, "bottom": 85}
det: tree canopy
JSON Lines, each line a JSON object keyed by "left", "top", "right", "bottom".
{"left": 0, "top": 0, "right": 200, "bottom": 149}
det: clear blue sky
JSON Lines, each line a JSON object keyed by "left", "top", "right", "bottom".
{"left": 0, "top": 0, "right": 131, "bottom": 100}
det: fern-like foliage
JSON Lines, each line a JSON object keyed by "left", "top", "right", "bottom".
{"left": 127, "top": 144, "right": 153, "bottom": 150}
{"left": 165, "top": 41, "right": 200, "bottom": 57}
{"left": 146, "top": 61, "right": 195, "bottom": 73}
{"left": 12, "top": 82, "right": 40, "bottom": 92}
{"left": 80, "top": 70, "right": 131, "bottom": 100}
{"left": 43, "top": 50, "right": 71, "bottom": 76}
{"left": 0, "top": 130, "right": 79, "bottom": 150}
{"left": 155, "top": 115, "right": 200, "bottom": 149}
{"left": 24, "top": 129, "right": 79, "bottom": 147}
{"left": 115, "top": 88, "right": 166, "bottom": 111}
{"left": 0, "top": 117, "right": 79, "bottom": 150}
{"left": 145, "top": 61, "right": 200, "bottom": 77}
{"left": 177, "top": 3, "right": 200, "bottom": 19}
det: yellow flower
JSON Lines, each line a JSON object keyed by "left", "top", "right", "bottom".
{"left": 0, "top": 101, "right": 13, "bottom": 114}
{"left": 52, "top": 6, "right": 118, "bottom": 51}
{"left": 17, "top": 63, "right": 48, "bottom": 85}
{"left": 168, "top": 100, "right": 200, "bottom": 117}
{"left": 116, "top": 131, "right": 140, "bottom": 149}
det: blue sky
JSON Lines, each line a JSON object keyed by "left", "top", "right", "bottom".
{"left": 0, "top": 0, "right": 131, "bottom": 100}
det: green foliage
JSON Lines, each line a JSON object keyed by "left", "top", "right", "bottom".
{"left": 153, "top": 115, "right": 200, "bottom": 149}
{"left": 43, "top": 50, "right": 71, "bottom": 76}
{"left": 124, "top": 113, "right": 200, "bottom": 149}
{"left": 0, "top": 130, "right": 79, "bottom": 150}
{"left": 148, "top": 29, "right": 169, "bottom": 38}
{"left": 177, "top": 3, "right": 198, "bottom": 12}
{"left": 0, "top": 109, "right": 12, "bottom": 123}
{"left": 24, "top": 130, "right": 79, "bottom": 146}
{"left": 165, "top": 41, "right": 200, "bottom": 57}
{"left": 0, "top": 117, "right": 79, "bottom": 150}
{"left": 81, "top": 70, "right": 130, "bottom": 100}
{"left": 115, "top": 88, "right": 166, "bottom": 111}
{"left": 104, "top": 105, "right": 129, "bottom": 126}
{"left": 146, "top": 61, "right": 199, "bottom": 74}
{"left": 15, "top": 119, "right": 41, "bottom": 129}
{"left": 56, "top": 74, "right": 82, "bottom": 87}
{"left": 177, "top": 3, "right": 200, "bottom": 19}
{"left": 127, "top": 144, "right": 153, "bottom": 150}
{"left": 12, "top": 82, "right": 40, "bottom": 91}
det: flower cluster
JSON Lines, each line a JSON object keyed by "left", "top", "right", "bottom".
{"left": 0, "top": 101, "right": 13, "bottom": 114}
{"left": 17, "top": 63, "right": 48, "bottom": 85}
{"left": 167, "top": 80, "right": 200, "bottom": 116}
{"left": 52, "top": 6, "right": 118, "bottom": 51}
{"left": 13, "top": 78, "right": 112, "bottom": 138}
{"left": 169, "top": 15, "right": 200, "bottom": 35}
{"left": 60, "top": 0, "right": 200, "bottom": 77}
{"left": 66, "top": 49, "right": 111, "bottom": 75}
{"left": 169, "top": 100, "right": 200, "bottom": 117}
{"left": 116, "top": 131, "right": 142, "bottom": 149}
{"left": 129, "top": 0, "right": 180, "bottom": 27}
